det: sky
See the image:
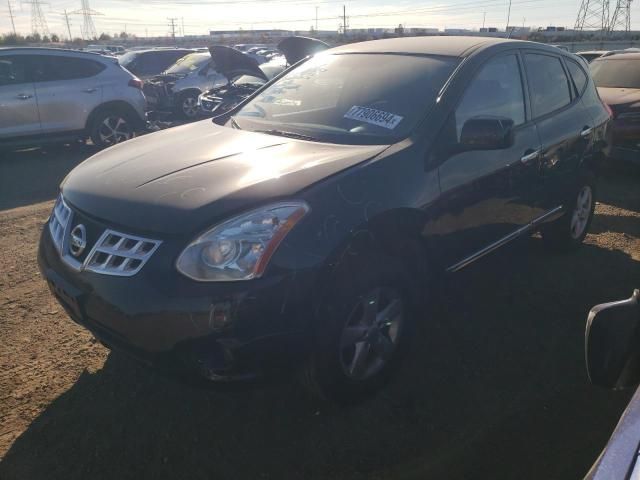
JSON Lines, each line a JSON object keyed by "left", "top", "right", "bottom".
{"left": 1, "top": 0, "right": 638, "bottom": 38}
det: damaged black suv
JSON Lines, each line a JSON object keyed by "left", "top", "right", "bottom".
{"left": 39, "top": 37, "right": 609, "bottom": 403}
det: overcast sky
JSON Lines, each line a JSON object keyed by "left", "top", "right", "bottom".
{"left": 1, "top": 0, "right": 638, "bottom": 38}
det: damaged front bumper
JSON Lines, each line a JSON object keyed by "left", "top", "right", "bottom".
{"left": 37, "top": 221, "right": 312, "bottom": 383}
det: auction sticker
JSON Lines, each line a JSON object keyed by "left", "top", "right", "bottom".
{"left": 344, "top": 106, "right": 403, "bottom": 129}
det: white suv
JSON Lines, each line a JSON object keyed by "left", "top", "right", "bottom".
{"left": 0, "top": 48, "right": 147, "bottom": 149}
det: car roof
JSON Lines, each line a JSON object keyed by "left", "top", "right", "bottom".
{"left": 328, "top": 36, "right": 546, "bottom": 58}
{"left": 595, "top": 52, "right": 640, "bottom": 60}
{"left": 0, "top": 46, "right": 108, "bottom": 57}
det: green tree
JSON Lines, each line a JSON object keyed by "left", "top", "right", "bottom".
{"left": 51, "top": 33, "right": 60, "bottom": 43}
{"left": 99, "top": 32, "right": 112, "bottom": 41}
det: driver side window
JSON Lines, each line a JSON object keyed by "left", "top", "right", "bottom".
{"left": 455, "top": 54, "right": 525, "bottom": 141}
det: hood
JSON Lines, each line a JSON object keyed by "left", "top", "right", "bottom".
{"left": 62, "top": 121, "right": 388, "bottom": 235}
{"left": 598, "top": 87, "right": 640, "bottom": 110}
{"left": 208, "top": 45, "right": 267, "bottom": 81}
{"left": 277, "top": 36, "right": 329, "bottom": 65}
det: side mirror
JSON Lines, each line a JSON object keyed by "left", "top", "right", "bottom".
{"left": 459, "top": 117, "right": 514, "bottom": 151}
{"left": 586, "top": 290, "right": 640, "bottom": 389}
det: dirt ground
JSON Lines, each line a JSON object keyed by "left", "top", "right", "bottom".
{"left": 0, "top": 145, "right": 639, "bottom": 480}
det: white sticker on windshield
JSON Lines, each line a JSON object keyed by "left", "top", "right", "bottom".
{"left": 344, "top": 106, "right": 403, "bottom": 130}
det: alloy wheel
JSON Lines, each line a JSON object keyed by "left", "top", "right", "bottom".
{"left": 339, "top": 287, "right": 404, "bottom": 381}
{"left": 98, "top": 116, "right": 132, "bottom": 146}
{"left": 182, "top": 96, "right": 199, "bottom": 117}
{"left": 570, "top": 185, "right": 593, "bottom": 240}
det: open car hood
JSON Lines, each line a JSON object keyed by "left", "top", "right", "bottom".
{"left": 208, "top": 45, "right": 267, "bottom": 81}
{"left": 277, "top": 36, "right": 329, "bottom": 65}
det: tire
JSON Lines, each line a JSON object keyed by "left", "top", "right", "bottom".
{"left": 302, "top": 252, "right": 416, "bottom": 405}
{"left": 540, "top": 173, "right": 596, "bottom": 251}
{"left": 177, "top": 92, "right": 200, "bottom": 119}
{"left": 89, "top": 109, "right": 136, "bottom": 149}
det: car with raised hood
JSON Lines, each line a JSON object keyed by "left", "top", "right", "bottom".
{"left": 590, "top": 52, "right": 640, "bottom": 166}
{"left": 39, "top": 37, "right": 609, "bottom": 403}
{"left": 142, "top": 51, "right": 227, "bottom": 118}
{"left": 198, "top": 37, "right": 329, "bottom": 116}
{"left": 0, "top": 47, "right": 147, "bottom": 149}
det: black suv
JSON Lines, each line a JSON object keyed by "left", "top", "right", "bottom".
{"left": 119, "top": 48, "right": 193, "bottom": 79}
{"left": 39, "top": 37, "right": 610, "bottom": 403}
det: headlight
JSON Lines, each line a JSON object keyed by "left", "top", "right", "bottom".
{"left": 176, "top": 202, "right": 309, "bottom": 282}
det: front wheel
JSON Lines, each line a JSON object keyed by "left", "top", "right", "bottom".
{"left": 541, "top": 176, "right": 596, "bottom": 250}
{"left": 302, "top": 254, "right": 415, "bottom": 404}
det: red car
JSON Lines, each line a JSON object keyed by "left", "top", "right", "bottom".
{"left": 590, "top": 53, "right": 640, "bottom": 166}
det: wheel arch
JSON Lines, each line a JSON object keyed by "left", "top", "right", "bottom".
{"left": 85, "top": 101, "right": 145, "bottom": 133}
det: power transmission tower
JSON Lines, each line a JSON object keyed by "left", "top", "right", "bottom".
{"left": 609, "top": 0, "right": 633, "bottom": 32}
{"left": 7, "top": 1, "right": 17, "bottom": 35}
{"left": 168, "top": 17, "right": 178, "bottom": 40}
{"left": 22, "top": 0, "right": 50, "bottom": 37}
{"left": 575, "top": 0, "right": 611, "bottom": 32}
{"left": 70, "top": 0, "right": 102, "bottom": 40}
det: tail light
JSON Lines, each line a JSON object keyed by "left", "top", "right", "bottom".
{"left": 128, "top": 78, "right": 143, "bottom": 90}
{"left": 603, "top": 101, "right": 614, "bottom": 119}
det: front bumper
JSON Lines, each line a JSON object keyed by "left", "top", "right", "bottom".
{"left": 38, "top": 221, "right": 313, "bottom": 383}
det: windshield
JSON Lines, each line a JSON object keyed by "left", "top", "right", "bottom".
{"left": 233, "top": 53, "right": 459, "bottom": 145}
{"left": 165, "top": 53, "right": 210, "bottom": 75}
{"left": 119, "top": 51, "right": 137, "bottom": 67}
{"left": 591, "top": 58, "right": 640, "bottom": 88}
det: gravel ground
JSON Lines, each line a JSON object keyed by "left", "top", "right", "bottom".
{"left": 0, "top": 145, "right": 638, "bottom": 479}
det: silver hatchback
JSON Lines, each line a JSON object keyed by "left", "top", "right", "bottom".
{"left": 0, "top": 47, "right": 147, "bottom": 149}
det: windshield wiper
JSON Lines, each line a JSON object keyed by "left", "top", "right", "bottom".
{"left": 230, "top": 117, "right": 241, "bottom": 130}
{"left": 253, "top": 129, "right": 320, "bottom": 142}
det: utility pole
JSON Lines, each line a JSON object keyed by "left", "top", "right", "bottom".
{"left": 63, "top": 8, "right": 72, "bottom": 40}
{"left": 22, "top": 0, "right": 51, "bottom": 37}
{"left": 506, "top": 0, "right": 512, "bottom": 34}
{"left": 182, "top": 16, "right": 185, "bottom": 36}
{"left": 8, "top": 1, "right": 17, "bottom": 35}
{"left": 70, "top": 0, "right": 102, "bottom": 40}
{"left": 482, "top": 11, "right": 486, "bottom": 29}
{"left": 168, "top": 17, "right": 178, "bottom": 40}
{"left": 343, "top": 4, "right": 347, "bottom": 35}
{"left": 315, "top": 6, "right": 318, "bottom": 31}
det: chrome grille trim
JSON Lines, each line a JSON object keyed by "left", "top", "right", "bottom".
{"left": 48, "top": 194, "right": 161, "bottom": 277}
{"left": 83, "top": 230, "right": 161, "bottom": 277}
{"left": 49, "top": 195, "right": 72, "bottom": 253}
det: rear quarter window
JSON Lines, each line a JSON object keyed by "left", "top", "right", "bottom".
{"left": 566, "top": 58, "right": 589, "bottom": 95}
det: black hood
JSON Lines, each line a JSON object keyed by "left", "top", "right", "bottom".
{"left": 277, "top": 36, "right": 329, "bottom": 65}
{"left": 208, "top": 45, "right": 267, "bottom": 81}
{"left": 61, "top": 121, "right": 388, "bottom": 235}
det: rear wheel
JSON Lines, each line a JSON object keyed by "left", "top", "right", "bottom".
{"left": 541, "top": 175, "right": 596, "bottom": 250}
{"left": 90, "top": 109, "right": 135, "bottom": 149}
{"left": 303, "top": 253, "right": 415, "bottom": 405}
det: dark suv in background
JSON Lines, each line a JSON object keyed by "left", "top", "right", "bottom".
{"left": 118, "top": 48, "right": 193, "bottom": 80}
{"left": 39, "top": 37, "right": 610, "bottom": 403}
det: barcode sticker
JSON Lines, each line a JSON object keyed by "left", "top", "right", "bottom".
{"left": 344, "top": 106, "right": 403, "bottom": 130}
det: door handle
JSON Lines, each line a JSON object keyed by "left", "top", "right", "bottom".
{"left": 83, "top": 88, "right": 98, "bottom": 93}
{"left": 581, "top": 126, "right": 593, "bottom": 138}
{"left": 16, "top": 93, "right": 33, "bottom": 100}
{"left": 520, "top": 150, "right": 540, "bottom": 164}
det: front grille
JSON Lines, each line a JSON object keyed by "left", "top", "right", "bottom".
{"left": 48, "top": 194, "right": 161, "bottom": 277}
{"left": 49, "top": 196, "right": 71, "bottom": 252}
{"left": 84, "top": 230, "right": 161, "bottom": 276}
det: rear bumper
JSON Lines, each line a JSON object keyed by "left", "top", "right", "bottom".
{"left": 38, "top": 223, "right": 313, "bottom": 383}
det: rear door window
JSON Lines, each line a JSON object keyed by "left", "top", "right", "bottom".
{"left": 524, "top": 53, "right": 572, "bottom": 118}
{"left": 566, "top": 58, "right": 588, "bottom": 95}
{"left": 32, "top": 56, "right": 105, "bottom": 82}
{"left": 454, "top": 54, "right": 526, "bottom": 140}
{"left": 0, "top": 56, "right": 29, "bottom": 85}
